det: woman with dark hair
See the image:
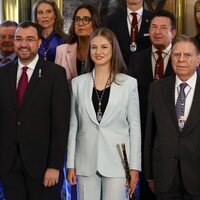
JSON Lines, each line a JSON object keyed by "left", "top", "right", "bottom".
{"left": 67, "top": 27, "right": 141, "bottom": 200}
{"left": 55, "top": 4, "right": 102, "bottom": 80}
{"left": 194, "top": 0, "right": 200, "bottom": 48}
{"left": 33, "top": 0, "right": 65, "bottom": 62}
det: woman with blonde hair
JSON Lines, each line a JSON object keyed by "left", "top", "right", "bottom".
{"left": 33, "top": 0, "right": 65, "bottom": 62}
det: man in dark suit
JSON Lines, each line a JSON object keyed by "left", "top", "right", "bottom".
{"left": 128, "top": 10, "right": 177, "bottom": 200}
{"left": 103, "top": 0, "right": 152, "bottom": 65}
{"left": 144, "top": 35, "right": 200, "bottom": 199}
{"left": 0, "top": 21, "right": 70, "bottom": 200}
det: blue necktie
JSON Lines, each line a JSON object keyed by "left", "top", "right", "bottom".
{"left": 176, "top": 83, "right": 187, "bottom": 129}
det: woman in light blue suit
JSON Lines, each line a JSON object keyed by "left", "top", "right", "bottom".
{"left": 67, "top": 27, "right": 141, "bottom": 200}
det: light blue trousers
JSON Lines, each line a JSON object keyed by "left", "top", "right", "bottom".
{"left": 77, "top": 172, "right": 128, "bottom": 200}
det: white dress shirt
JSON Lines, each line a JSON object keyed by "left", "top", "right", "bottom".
{"left": 175, "top": 72, "right": 197, "bottom": 121}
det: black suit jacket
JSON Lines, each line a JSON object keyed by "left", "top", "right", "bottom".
{"left": 104, "top": 7, "right": 152, "bottom": 65}
{"left": 128, "top": 47, "right": 174, "bottom": 143}
{"left": 144, "top": 75, "right": 200, "bottom": 194}
{"left": 0, "top": 58, "right": 70, "bottom": 178}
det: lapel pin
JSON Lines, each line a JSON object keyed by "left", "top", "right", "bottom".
{"left": 38, "top": 69, "right": 42, "bottom": 78}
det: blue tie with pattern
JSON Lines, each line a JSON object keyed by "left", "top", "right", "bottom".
{"left": 176, "top": 83, "right": 187, "bottom": 129}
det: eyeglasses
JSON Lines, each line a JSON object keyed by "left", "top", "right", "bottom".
{"left": 14, "top": 37, "right": 39, "bottom": 43}
{"left": 74, "top": 16, "right": 92, "bottom": 25}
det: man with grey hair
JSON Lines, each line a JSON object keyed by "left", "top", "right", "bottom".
{"left": 0, "top": 20, "right": 18, "bottom": 67}
{"left": 144, "top": 35, "right": 200, "bottom": 200}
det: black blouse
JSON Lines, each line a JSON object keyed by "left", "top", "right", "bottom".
{"left": 76, "top": 59, "right": 85, "bottom": 75}
{"left": 92, "top": 86, "right": 110, "bottom": 122}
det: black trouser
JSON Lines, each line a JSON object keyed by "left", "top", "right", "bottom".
{"left": 156, "top": 163, "right": 200, "bottom": 200}
{"left": 1, "top": 147, "right": 63, "bottom": 200}
{"left": 140, "top": 172, "right": 157, "bottom": 200}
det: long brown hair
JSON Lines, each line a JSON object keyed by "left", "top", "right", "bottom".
{"left": 85, "top": 27, "right": 127, "bottom": 83}
{"left": 33, "top": 0, "right": 65, "bottom": 38}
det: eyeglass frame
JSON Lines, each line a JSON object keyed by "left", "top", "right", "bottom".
{"left": 74, "top": 16, "right": 92, "bottom": 25}
{"left": 14, "top": 37, "right": 39, "bottom": 44}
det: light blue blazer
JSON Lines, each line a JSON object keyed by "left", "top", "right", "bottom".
{"left": 67, "top": 72, "right": 141, "bottom": 177}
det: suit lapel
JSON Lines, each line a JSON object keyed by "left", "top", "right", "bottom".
{"left": 162, "top": 75, "right": 179, "bottom": 131}
{"left": 20, "top": 59, "right": 43, "bottom": 108}
{"left": 183, "top": 76, "right": 200, "bottom": 132}
{"left": 100, "top": 81, "right": 119, "bottom": 125}
{"left": 137, "top": 48, "right": 153, "bottom": 82}
{"left": 120, "top": 9, "right": 131, "bottom": 45}
{"left": 145, "top": 48, "right": 154, "bottom": 81}
{"left": 83, "top": 72, "right": 122, "bottom": 126}
{"left": 66, "top": 43, "right": 77, "bottom": 78}
{"left": 164, "top": 60, "right": 174, "bottom": 78}
{"left": 139, "top": 10, "right": 150, "bottom": 36}
{"left": 8, "top": 61, "right": 18, "bottom": 109}
{"left": 84, "top": 73, "right": 99, "bottom": 125}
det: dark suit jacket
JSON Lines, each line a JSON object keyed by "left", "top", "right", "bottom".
{"left": 103, "top": 7, "right": 152, "bottom": 65}
{"left": 128, "top": 47, "right": 174, "bottom": 144}
{"left": 144, "top": 75, "right": 200, "bottom": 194}
{"left": 0, "top": 58, "right": 70, "bottom": 178}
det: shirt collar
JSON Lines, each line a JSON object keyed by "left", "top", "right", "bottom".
{"left": 175, "top": 72, "right": 197, "bottom": 90}
{"left": 152, "top": 44, "right": 172, "bottom": 55}
{"left": 0, "top": 52, "right": 16, "bottom": 61}
{"left": 127, "top": 6, "right": 143, "bottom": 17}
{"left": 18, "top": 54, "right": 39, "bottom": 70}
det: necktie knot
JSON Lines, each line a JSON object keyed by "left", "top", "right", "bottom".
{"left": 156, "top": 50, "right": 163, "bottom": 58}
{"left": 179, "top": 82, "right": 187, "bottom": 89}
{"left": 131, "top": 12, "right": 137, "bottom": 18}
{"left": 22, "top": 66, "right": 28, "bottom": 73}
{"left": 179, "top": 83, "right": 187, "bottom": 97}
